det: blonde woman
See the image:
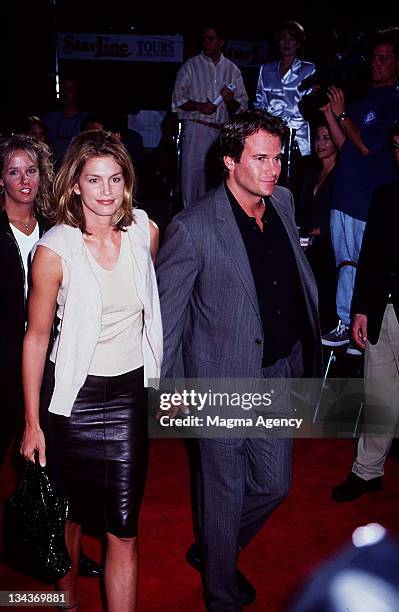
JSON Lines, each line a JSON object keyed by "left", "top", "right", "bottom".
{"left": 0, "top": 135, "right": 53, "bottom": 466}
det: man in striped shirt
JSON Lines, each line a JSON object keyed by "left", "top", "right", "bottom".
{"left": 172, "top": 23, "right": 248, "bottom": 207}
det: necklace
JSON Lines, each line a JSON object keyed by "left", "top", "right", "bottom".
{"left": 9, "top": 216, "right": 36, "bottom": 232}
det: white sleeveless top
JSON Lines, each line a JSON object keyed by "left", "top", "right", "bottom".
{"left": 35, "top": 209, "right": 163, "bottom": 417}
{"left": 84, "top": 231, "right": 144, "bottom": 375}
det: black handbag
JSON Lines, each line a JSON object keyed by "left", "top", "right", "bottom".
{"left": 3, "top": 458, "right": 71, "bottom": 582}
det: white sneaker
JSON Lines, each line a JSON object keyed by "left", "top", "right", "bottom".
{"left": 346, "top": 341, "right": 363, "bottom": 356}
{"left": 322, "top": 321, "right": 350, "bottom": 347}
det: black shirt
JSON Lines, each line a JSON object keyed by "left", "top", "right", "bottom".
{"left": 227, "top": 185, "right": 304, "bottom": 367}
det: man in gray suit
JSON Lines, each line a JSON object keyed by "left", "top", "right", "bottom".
{"left": 156, "top": 110, "right": 321, "bottom": 611}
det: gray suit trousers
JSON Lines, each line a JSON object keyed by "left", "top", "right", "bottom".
{"left": 197, "top": 356, "right": 294, "bottom": 611}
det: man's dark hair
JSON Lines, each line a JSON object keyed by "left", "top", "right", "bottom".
{"left": 372, "top": 27, "right": 399, "bottom": 56}
{"left": 201, "top": 22, "right": 227, "bottom": 42}
{"left": 219, "top": 110, "right": 287, "bottom": 163}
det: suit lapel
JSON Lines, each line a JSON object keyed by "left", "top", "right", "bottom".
{"left": 270, "top": 191, "right": 297, "bottom": 246}
{"left": 214, "top": 186, "right": 261, "bottom": 324}
{"left": 271, "top": 189, "right": 319, "bottom": 319}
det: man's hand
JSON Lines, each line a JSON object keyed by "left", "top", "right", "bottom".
{"left": 198, "top": 101, "right": 217, "bottom": 115}
{"left": 326, "top": 86, "right": 345, "bottom": 118}
{"left": 220, "top": 85, "right": 235, "bottom": 103}
{"left": 352, "top": 313, "right": 368, "bottom": 350}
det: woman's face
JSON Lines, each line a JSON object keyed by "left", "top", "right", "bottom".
{"left": 73, "top": 155, "right": 125, "bottom": 222}
{"left": 314, "top": 126, "right": 337, "bottom": 160}
{"left": 0, "top": 149, "right": 39, "bottom": 208}
{"left": 279, "top": 30, "right": 299, "bottom": 58}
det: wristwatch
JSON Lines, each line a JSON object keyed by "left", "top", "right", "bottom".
{"left": 336, "top": 111, "right": 348, "bottom": 122}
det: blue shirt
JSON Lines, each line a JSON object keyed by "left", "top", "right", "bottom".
{"left": 332, "top": 85, "right": 399, "bottom": 221}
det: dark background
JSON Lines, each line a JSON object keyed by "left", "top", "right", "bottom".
{"left": 1, "top": 1, "right": 398, "bottom": 133}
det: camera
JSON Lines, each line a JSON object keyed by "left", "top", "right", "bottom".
{"left": 299, "top": 30, "right": 370, "bottom": 118}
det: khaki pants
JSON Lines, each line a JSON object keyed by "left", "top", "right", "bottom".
{"left": 180, "top": 121, "right": 220, "bottom": 207}
{"left": 353, "top": 304, "right": 399, "bottom": 479}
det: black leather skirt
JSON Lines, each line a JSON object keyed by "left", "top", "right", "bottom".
{"left": 41, "top": 362, "right": 148, "bottom": 538}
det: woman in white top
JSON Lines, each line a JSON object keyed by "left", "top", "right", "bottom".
{"left": 0, "top": 135, "right": 53, "bottom": 466}
{"left": 21, "top": 130, "right": 163, "bottom": 612}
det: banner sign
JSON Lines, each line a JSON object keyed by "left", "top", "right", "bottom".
{"left": 225, "top": 40, "right": 270, "bottom": 67}
{"left": 58, "top": 33, "right": 184, "bottom": 63}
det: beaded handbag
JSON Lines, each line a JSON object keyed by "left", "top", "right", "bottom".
{"left": 4, "top": 459, "right": 71, "bottom": 582}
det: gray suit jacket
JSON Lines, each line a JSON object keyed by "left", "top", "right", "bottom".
{"left": 156, "top": 183, "right": 322, "bottom": 380}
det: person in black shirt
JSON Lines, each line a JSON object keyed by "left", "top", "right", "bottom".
{"left": 156, "top": 110, "right": 321, "bottom": 610}
{"left": 332, "top": 121, "right": 399, "bottom": 502}
{"left": 299, "top": 121, "right": 339, "bottom": 333}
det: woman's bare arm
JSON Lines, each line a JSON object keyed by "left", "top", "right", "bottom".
{"left": 21, "top": 246, "right": 62, "bottom": 465}
{"left": 149, "top": 219, "right": 160, "bottom": 263}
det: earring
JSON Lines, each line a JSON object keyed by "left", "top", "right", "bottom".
{"left": 0, "top": 186, "right": 4, "bottom": 195}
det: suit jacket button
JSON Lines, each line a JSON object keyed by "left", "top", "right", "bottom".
{"left": 255, "top": 338, "right": 262, "bottom": 345}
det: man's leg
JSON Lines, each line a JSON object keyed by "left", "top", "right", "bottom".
{"left": 180, "top": 122, "right": 218, "bottom": 207}
{"left": 330, "top": 210, "right": 366, "bottom": 327}
{"left": 353, "top": 304, "right": 399, "bottom": 479}
{"left": 197, "top": 438, "right": 247, "bottom": 611}
{"left": 333, "top": 305, "right": 399, "bottom": 501}
{"left": 238, "top": 436, "right": 292, "bottom": 550}
{"left": 239, "top": 357, "right": 293, "bottom": 549}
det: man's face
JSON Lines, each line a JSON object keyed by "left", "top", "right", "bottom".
{"left": 202, "top": 28, "right": 224, "bottom": 60}
{"left": 393, "top": 134, "right": 399, "bottom": 164}
{"left": 225, "top": 130, "right": 282, "bottom": 201}
{"left": 371, "top": 44, "right": 399, "bottom": 87}
{"left": 62, "top": 79, "right": 78, "bottom": 106}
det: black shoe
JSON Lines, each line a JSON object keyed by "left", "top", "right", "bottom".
{"left": 237, "top": 571, "right": 256, "bottom": 606}
{"left": 185, "top": 542, "right": 202, "bottom": 571}
{"left": 332, "top": 473, "right": 383, "bottom": 502}
{"left": 186, "top": 543, "right": 256, "bottom": 605}
{"left": 78, "top": 550, "right": 103, "bottom": 578}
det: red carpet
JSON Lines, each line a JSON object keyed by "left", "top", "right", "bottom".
{"left": 1, "top": 438, "right": 399, "bottom": 611}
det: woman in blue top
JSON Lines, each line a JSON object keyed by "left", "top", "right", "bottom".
{"left": 255, "top": 21, "right": 316, "bottom": 159}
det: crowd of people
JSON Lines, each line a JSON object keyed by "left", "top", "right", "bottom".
{"left": 1, "top": 18, "right": 399, "bottom": 612}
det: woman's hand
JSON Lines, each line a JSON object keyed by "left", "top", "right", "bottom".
{"left": 20, "top": 425, "right": 46, "bottom": 466}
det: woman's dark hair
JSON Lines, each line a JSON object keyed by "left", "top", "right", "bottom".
{"left": 20, "top": 115, "right": 47, "bottom": 140}
{"left": 218, "top": 109, "right": 287, "bottom": 164}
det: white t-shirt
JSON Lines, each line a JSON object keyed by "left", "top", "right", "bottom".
{"left": 10, "top": 223, "right": 40, "bottom": 298}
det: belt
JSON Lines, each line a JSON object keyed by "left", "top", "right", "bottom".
{"left": 190, "top": 119, "right": 224, "bottom": 130}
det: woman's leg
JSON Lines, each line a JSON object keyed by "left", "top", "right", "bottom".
{"left": 105, "top": 533, "right": 139, "bottom": 612}
{"left": 57, "top": 520, "right": 81, "bottom": 609}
